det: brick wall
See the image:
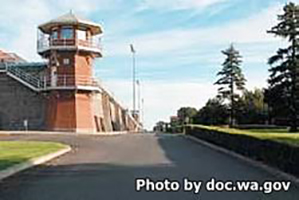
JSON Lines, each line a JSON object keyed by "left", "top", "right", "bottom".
{"left": 46, "top": 91, "right": 77, "bottom": 132}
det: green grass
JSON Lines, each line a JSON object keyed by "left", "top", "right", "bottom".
{"left": 0, "top": 141, "right": 67, "bottom": 170}
{"left": 246, "top": 129, "right": 289, "bottom": 133}
{"left": 188, "top": 125, "right": 299, "bottom": 147}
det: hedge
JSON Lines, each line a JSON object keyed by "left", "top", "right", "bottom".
{"left": 185, "top": 125, "right": 299, "bottom": 177}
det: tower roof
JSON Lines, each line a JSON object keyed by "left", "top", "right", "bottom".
{"left": 38, "top": 12, "right": 103, "bottom": 35}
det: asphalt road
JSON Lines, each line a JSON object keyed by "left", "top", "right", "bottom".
{"left": 0, "top": 133, "right": 299, "bottom": 200}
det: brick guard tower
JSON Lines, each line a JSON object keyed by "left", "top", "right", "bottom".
{"left": 37, "top": 12, "right": 137, "bottom": 133}
{"left": 0, "top": 12, "right": 140, "bottom": 132}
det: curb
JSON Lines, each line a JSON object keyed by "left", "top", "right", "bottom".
{"left": 0, "top": 146, "right": 71, "bottom": 181}
{"left": 184, "top": 135, "right": 299, "bottom": 185}
{"left": 88, "top": 131, "right": 140, "bottom": 136}
{"left": 0, "top": 131, "right": 136, "bottom": 136}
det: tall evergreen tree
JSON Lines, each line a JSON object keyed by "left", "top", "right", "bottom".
{"left": 267, "top": 2, "right": 299, "bottom": 132}
{"left": 215, "top": 45, "right": 246, "bottom": 127}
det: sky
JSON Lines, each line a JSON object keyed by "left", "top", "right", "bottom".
{"left": 0, "top": 0, "right": 295, "bottom": 129}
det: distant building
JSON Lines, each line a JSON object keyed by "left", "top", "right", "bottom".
{"left": 0, "top": 12, "right": 141, "bottom": 133}
{"left": 170, "top": 116, "right": 179, "bottom": 123}
{"left": 0, "top": 50, "right": 26, "bottom": 63}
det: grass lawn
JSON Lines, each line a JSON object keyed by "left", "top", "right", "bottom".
{"left": 245, "top": 129, "right": 299, "bottom": 146}
{"left": 0, "top": 141, "right": 68, "bottom": 170}
{"left": 246, "top": 129, "right": 289, "bottom": 133}
{"left": 189, "top": 125, "right": 299, "bottom": 147}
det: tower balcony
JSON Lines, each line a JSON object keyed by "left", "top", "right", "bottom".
{"left": 41, "top": 75, "right": 103, "bottom": 92}
{"left": 37, "top": 34, "right": 102, "bottom": 57}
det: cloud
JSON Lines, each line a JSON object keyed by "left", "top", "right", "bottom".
{"left": 0, "top": 0, "right": 289, "bottom": 130}
{"left": 0, "top": 0, "right": 121, "bottom": 60}
{"left": 100, "top": 2, "right": 288, "bottom": 129}
{"left": 105, "top": 2, "right": 284, "bottom": 59}
{"left": 0, "top": 0, "right": 52, "bottom": 60}
{"left": 104, "top": 79, "right": 217, "bottom": 129}
{"left": 52, "top": 0, "right": 122, "bottom": 14}
{"left": 138, "top": 0, "right": 227, "bottom": 11}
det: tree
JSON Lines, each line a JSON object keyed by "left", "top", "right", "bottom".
{"left": 236, "top": 89, "right": 268, "bottom": 124}
{"left": 169, "top": 116, "right": 181, "bottom": 133}
{"left": 193, "top": 97, "right": 229, "bottom": 125}
{"left": 264, "top": 87, "right": 289, "bottom": 125}
{"left": 154, "top": 121, "right": 168, "bottom": 132}
{"left": 215, "top": 45, "right": 246, "bottom": 127}
{"left": 267, "top": 2, "right": 299, "bottom": 132}
{"left": 177, "top": 107, "right": 197, "bottom": 125}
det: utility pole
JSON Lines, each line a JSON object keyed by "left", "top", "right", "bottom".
{"left": 130, "top": 44, "right": 136, "bottom": 113}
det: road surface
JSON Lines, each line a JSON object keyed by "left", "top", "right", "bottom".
{"left": 0, "top": 133, "right": 298, "bottom": 200}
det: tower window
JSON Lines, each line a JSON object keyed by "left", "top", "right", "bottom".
{"left": 63, "top": 58, "right": 70, "bottom": 65}
{"left": 61, "top": 27, "right": 74, "bottom": 39}
{"left": 51, "top": 30, "right": 58, "bottom": 40}
{"left": 77, "top": 29, "right": 86, "bottom": 40}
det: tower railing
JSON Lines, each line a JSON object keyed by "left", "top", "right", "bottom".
{"left": 2, "top": 63, "right": 103, "bottom": 92}
{"left": 42, "top": 75, "right": 101, "bottom": 90}
{"left": 37, "top": 36, "right": 102, "bottom": 54}
{"left": 4, "top": 64, "right": 43, "bottom": 91}
{"left": 0, "top": 63, "right": 6, "bottom": 71}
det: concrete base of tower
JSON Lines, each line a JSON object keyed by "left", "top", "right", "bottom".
{"left": 48, "top": 127, "right": 97, "bottom": 134}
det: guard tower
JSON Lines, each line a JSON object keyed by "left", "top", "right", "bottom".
{"left": 37, "top": 12, "right": 103, "bottom": 132}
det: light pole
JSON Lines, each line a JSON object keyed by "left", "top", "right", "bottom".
{"left": 136, "top": 80, "right": 141, "bottom": 114}
{"left": 130, "top": 44, "right": 136, "bottom": 113}
{"left": 141, "top": 98, "right": 144, "bottom": 126}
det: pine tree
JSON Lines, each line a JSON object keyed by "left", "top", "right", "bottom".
{"left": 215, "top": 45, "right": 246, "bottom": 127}
{"left": 268, "top": 2, "right": 299, "bottom": 132}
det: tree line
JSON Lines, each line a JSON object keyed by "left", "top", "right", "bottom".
{"left": 154, "top": 2, "right": 299, "bottom": 133}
